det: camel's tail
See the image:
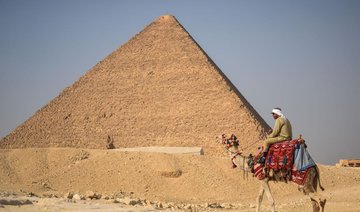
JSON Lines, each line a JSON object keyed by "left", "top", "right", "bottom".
{"left": 315, "top": 165, "right": 325, "bottom": 191}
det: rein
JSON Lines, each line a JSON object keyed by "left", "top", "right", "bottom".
{"left": 224, "top": 146, "right": 241, "bottom": 155}
{"left": 239, "top": 139, "right": 261, "bottom": 152}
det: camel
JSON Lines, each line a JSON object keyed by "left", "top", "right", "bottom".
{"left": 216, "top": 134, "right": 326, "bottom": 212}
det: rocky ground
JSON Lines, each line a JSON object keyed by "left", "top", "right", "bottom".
{"left": 1, "top": 148, "right": 360, "bottom": 211}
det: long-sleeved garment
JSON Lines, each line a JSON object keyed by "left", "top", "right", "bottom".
{"left": 264, "top": 117, "right": 292, "bottom": 150}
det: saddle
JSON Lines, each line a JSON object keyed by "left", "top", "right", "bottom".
{"left": 265, "top": 139, "right": 299, "bottom": 171}
{"left": 252, "top": 139, "right": 312, "bottom": 185}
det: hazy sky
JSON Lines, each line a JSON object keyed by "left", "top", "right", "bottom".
{"left": 1, "top": 1, "right": 359, "bottom": 165}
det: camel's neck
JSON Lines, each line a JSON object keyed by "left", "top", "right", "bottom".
{"left": 227, "top": 145, "right": 240, "bottom": 154}
{"left": 233, "top": 154, "right": 251, "bottom": 173}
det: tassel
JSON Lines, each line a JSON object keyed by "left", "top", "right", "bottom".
{"left": 283, "top": 156, "right": 287, "bottom": 165}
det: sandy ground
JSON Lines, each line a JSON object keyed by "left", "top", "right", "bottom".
{"left": 0, "top": 148, "right": 360, "bottom": 211}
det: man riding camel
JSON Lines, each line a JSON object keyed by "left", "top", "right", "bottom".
{"left": 258, "top": 107, "right": 293, "bottom": 164}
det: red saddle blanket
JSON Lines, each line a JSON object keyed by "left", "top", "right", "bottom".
{"left": 291, "top": 168, "right": 310, "bottom": 185}
{"left": 265, "top": 139, "right": 299, "bottom": 171}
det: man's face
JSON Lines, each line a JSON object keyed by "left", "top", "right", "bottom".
{"left": 272, "top": 113, "right": 279, "bottom": 119}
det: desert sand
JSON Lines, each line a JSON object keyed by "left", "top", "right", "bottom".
{"left": 1, "top": 148, "right": 360, "bottom": 211}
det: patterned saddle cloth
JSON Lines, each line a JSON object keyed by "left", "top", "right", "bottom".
{"left": 252, "top": 139, "right": 312, "bottom": 185}
{"left": 265, "top": 139, "right": 299, "bottom": 171}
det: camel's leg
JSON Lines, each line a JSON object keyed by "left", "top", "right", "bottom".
{"left": 304, "top": 183, "right": 321, "bottom": 211}
{"left": 255, "top": 182, "right": 265, "bottom": 212}
{"left": 320, "top": 198, "right": 326, "bottom": 212}
{"left": 310, "top": 198, "right": 320, "bottom": 212}
{"left": 262, "top": 179, "right": 275, "bottom": 212}
{"left": 308, "top": 192, "right": 326, "bottom": 212}
{"left": 304, "top": 168, "right": 326, "bottom": 212}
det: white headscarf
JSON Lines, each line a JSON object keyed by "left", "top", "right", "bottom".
{"left": 272, "top": 108, "right": 285, "bottom": 118}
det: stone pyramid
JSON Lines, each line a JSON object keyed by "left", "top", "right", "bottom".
{"left": 0, "top": 15, "right": 270, "bottom": 155}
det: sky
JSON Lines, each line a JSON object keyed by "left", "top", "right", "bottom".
{"left": 1, "top": 0, "right": 359, "bottom": 165}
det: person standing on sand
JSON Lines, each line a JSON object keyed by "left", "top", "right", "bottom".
{"left": 258, "top": 108, "right": 292, "bottom": 164}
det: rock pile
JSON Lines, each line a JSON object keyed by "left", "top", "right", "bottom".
{"left": 0, "top": 191, "right": 249, "bottom": 210}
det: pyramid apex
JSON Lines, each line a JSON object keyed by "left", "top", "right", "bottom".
{"left": 156, "top": 14, "right": 178, "bottom": 22}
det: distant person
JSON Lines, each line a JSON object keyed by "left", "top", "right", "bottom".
{"left": 258, "top": 108, "right": 292, "bottom": 164}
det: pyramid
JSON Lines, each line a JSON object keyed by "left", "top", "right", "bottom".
{"left": 0, "top": 15, "right": 270, "bottom": 155}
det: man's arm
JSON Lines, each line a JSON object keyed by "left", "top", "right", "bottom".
{"left": 268, "top": 118, "right": 282, "bottom": 138}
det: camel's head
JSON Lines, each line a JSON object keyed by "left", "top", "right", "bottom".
{"left": 216, "top": 133, "right": 240, "bottom": 150}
